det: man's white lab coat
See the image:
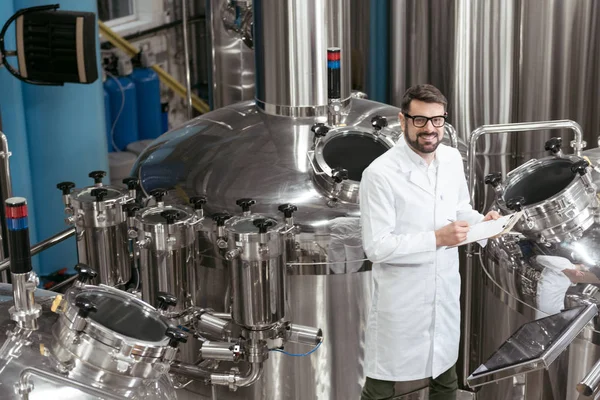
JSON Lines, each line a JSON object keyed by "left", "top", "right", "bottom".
{"left": 359, "top": 138, "right": 483, "bottom": 381}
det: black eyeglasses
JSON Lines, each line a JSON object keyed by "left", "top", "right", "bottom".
{"left": 404, "top": 113, "right": 447, "bottom": 128}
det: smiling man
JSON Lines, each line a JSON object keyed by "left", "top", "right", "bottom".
{"left": 359, "top": 84, "right": 499, "bottom": 400}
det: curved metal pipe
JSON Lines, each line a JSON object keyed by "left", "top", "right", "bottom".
{"left": 19, "top": 367, "right": 123, "bottom": 400}
{"left": 577, "top": 357, "right": 600, "bottom": 396}
{"left": 232, "top": 362, "right": 263, "bottom": 387}
{"left": 169, "top": 361, "right": 212, "bottom": 381}
{"left": 181, "top": 0, "right": 193, "bottom": 119}
{"left": 467, "top": 119, "right": 584, "bottom": 205}
{"left": 444, "top": 123, "right": 458, "bottom": 148}
{"left": 0, "top": 227, "right": 76, "bottom": 273}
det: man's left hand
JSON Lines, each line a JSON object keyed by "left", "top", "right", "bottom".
{"left": 483, "top": 210, "right": 501, "bottom": 221}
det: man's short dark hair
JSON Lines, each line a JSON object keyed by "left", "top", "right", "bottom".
{"left": 400, "top": 84, "right": 447, "bottom": 113}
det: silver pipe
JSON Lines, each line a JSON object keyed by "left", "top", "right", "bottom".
{"left": 170, "top": 360, "right": 212, "bottom": 381}
{"left": 209, "top": 311, "right": 232, "bottom": 320}
{"left": 287, "top": 324, "right": 323, "bottom": 346}
{"left": 198, "top": 313, "right": 230, "bottom": 337}
{"left": 182, "top": 0, "right": 193, "bottom": 119}
{"left": 0, "top": 131, "right": 12, "bottom": 281}
{"left": 0, "top": 227, "right": 76, "bottom": 273}
{"left": 47, "top": 274, "right": 78, "bottom": 291}
{"left": 444, "top": 123, "right": 459, "bottom": 149}
{"left": 201, "top": 341, "right": 239, "bottom": 362}
{"left": 211, "top": 362, "right": 263, "bottom": 388}
{"left": 577, "top": 358, "right": 600, "bottom": 396}
{"left": 18, "top": 367, "right": 123, "bottom": 400}
{"left": 211, "top": 385, "right": 218, "bottom": 400}
{"left": 467, "top": 119, "right": 584, "bottom": 205}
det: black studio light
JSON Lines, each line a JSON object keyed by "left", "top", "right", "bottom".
{"left": 0, "top": 4, "right": 98, "bottom": 86}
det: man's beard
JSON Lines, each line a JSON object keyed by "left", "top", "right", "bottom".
{"left": 405, "top": 128, "right": 441, "bottom": 154}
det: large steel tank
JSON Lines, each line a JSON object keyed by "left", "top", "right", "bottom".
{"left": 465, "top": 128, "right": 600, "bottom": 400}
{"left": 132, "top": 0, "right": 464, "bottom": 398}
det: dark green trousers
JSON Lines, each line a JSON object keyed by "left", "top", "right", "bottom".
{"left": 360, "top": 365, "right": 458, "bottom": 400}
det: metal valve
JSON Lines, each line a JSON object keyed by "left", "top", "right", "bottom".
{"left": 157, "top": 292, "right": 177, "bottom": 311}
{"left": 571, "top": 160, "right": 590, "bottom": 176}
{"left": 212, "top": 212, "right": 232, "bottom": 227}
{"left": 278, "top": 203, "right": 297, "bottom": 218}
{"left": 484, "top": 172, "right": 503, "bottom": 187}
{"left": 506, "top": 196, "right": 525, "bottom": 212}
{"left": 56, "top": 181, "right": 75, "bottom": 195}
{"left": 544, "top": 137, "right": 563, "bottom": 155}
{"left": 90, "top": 188, "right": 108, "bottom": 202}
{"left": 165, "top": 327, "right": 188, "bottom": 348}
{"left": 190, "top": 196, "right": 207, "bottom": 210}
{"left": 161, "top": 209, "right": 181, "bottom": 224}
{"left": 253, "top": 218, "right": 276, "bottom": 234}
{"left": 123, "top": 177, "right": 139, "bottom": 199}
{"left": 331, "top": 167, "right": 349, "bottom": 183}
{"left": 311, "top": 123, "right": 330, "bottom": 148}
{"left": 371, "top": 115, "right": 388, "bottom": 135}
{"left": 74, "top": 263, "right": 98, "bottom": 287}
{"left": 150, "top": 188, "right": 168, "bottom": 205}
{"left": 123, "top": 202, "right": 141, "bottom": 218}
{"left": 75, "top": 298, "right": 97, "bottom": 318}
{"left": 88, "top": 170, "right": 107, "bottom": 185}
{"left": 236, "top": 198, "right": 256, "bottom": 214}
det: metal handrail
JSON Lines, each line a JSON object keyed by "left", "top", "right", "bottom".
{"left": 0, "top": 227, "right": 76, "bottom": 273}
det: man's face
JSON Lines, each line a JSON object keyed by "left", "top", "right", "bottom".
{"left": 399, "top": 100, "right": 446, "bottom": 155}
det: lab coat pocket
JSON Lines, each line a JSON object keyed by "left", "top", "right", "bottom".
{"left": 376, "top": 266, "right": 427, "bottom": 319}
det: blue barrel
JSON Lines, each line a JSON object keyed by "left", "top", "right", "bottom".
{"left": 104, "top": 75, "right": 138, "bottom": 151}
{"left": 130, "top": 68, "right": 162, "bottom": 140}
{"left": 103, "top": 88, "right": 113, "bottom": 152}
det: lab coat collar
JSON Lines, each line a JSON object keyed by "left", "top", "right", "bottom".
{"left": 393, "top": 136, "right": 452, "bottom": 196}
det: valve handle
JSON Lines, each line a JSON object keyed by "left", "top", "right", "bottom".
{"left": 331, "top": 167, "right": 349, "bottom": 183}
{"left": 157, "top": 292, "right": 178, "bottom": 310}
{"left": 371, "top": 115, "right": 388, "bottom": 131}
{"left": 122, "top": 177, "right": 140, "bottom": 190}
{"left": 278, "top": 203, "right": 298, "bottom": 218}
{"left": 311, "top": 123, "right": 329, "bottom": 138}
{"left": 160, "top": 210, "right": 181, "bottom": 224}
{"left": 150, "top": 188, "right": 168, "bottom": 202}
{"left": 506, "top": 196, "right": 525, "bottom": 212}
{"left": 165, "top": 327, "right": 188, "bottom": 347}
{"left": 75, "top": 296, "right": 98, "bottom": 319}
{"left": 74, "top": 263, "right": 98, "bottom": 284}
{"left": 571, "top": 160, "right": 590, "bottom": 176}
{"left": 123, "top": 202, "right": 141, "bottom": 217}
{"left": 88, "top": 170, "right": 107, "bottom": 184}
{"left": 56, "top": 181, "right": 75, "bottom": 195}
{"left": 236, "top": 198, "right": 256, "bottom": 212}
{"left": 90, "top": 188, "right": 109, "bottom": 202}
{"left": 544, "top": 137, "right": 563, "bottom": 154}
{"left": 484, "top": 172, "right": 503, "bottom": 188}
{"left": 212, "top": 212, "right": 232, "bottom": 226}
{"left": 253, "top": 218, "right": 276, "bottom": 234}
{"left": 190, "top": 196, "right": 208, "bottom": 210}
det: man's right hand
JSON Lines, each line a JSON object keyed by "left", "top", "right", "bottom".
{"left": 435, "top": 221, "right": 470, "bottom": 247}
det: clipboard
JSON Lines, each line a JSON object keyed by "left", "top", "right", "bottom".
{"left": 448, "top": 211, "right": 524, "bottom": 248}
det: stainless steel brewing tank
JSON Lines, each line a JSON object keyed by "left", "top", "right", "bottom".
{"left": 132, "top": 98, "right": 466, "bottom": 399}
{"left": 134, "top": 203, "right": 199, "bottom": 313}
{"left": 474, "top": 145, "right": 600, "bottom": 400}
{"left": 69, "top": 185, "right": 131, "bottom": 286}
{"left": 223, "top": 213, "right": 286, "bottom": 330}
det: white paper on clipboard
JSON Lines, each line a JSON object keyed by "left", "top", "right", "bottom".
{"left": 448, "top": 211, "right": 524, "bottom": 248}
